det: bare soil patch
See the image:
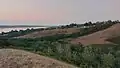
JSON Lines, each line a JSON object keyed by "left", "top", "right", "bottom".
{"left": 71, "top": 23, "right": 120, "bottom": 45}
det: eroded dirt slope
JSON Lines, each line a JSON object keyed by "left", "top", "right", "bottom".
{"left": 71, "top": 23, "right": 120, "bottom": 45}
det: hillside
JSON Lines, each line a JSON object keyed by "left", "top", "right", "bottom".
{"left": 0, "top": 49, "right": 77, "bottom": 68}
{"left": 18, "top": 28, "right": 80, "bottom": 38}
{"left": 71, "top": 23, "right": 120, "bottom": 45}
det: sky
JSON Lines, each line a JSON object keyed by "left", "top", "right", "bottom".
{"left": 0, "top": 0, "right": 120, "bottom": 25}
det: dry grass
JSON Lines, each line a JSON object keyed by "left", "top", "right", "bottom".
{"left": 0, "top": 49, "right": 77, "bottom": 68}
{"left": 18, "top": 28, "right": 80, "bottom": 38}
{"left": 71, "top": 23, "right": 120, "bottom": 45}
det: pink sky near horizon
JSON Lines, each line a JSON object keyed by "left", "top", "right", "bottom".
{"left": 0, "top": 0, "right": 120, "bottom": 25}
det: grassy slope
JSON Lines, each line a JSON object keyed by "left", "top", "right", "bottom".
{"left": 0, "top": 49, "right": 77, "bottom": 68}
{"left": 18, "top": 28, "right": 80, "bottom": 38}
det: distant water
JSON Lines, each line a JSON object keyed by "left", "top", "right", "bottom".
{"left": 0, "top": 27, "right": 47, "bottom": 33}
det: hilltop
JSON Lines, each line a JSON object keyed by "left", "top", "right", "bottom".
{"left": 0, "top": 49, "right": 77, "bottom": 68}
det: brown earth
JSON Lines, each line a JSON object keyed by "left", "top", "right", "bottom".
{"left": 0, "top": 49, "right": 77, "bottom": 68}
{"left": 18, "top": 28, "right": 80, "bottom": 38}
{"left": 71, "top": 23, "right": 120, "bottom": 45}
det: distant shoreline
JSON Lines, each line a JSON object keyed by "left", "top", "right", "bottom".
{"left": 0, "top": 26, "right": 47, "bottom": 28}
{"left": 0, "top": 26, "right": 47, "bottom": 33}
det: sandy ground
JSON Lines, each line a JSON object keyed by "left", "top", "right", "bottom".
{"left": 0, "top": 49, "right": 77, "bottom": 68}
{"left": 71, "top": 23, "right": 120, "bottom": 45}
{"left": 18, "top": 28, "right": 80, "bottom": 38}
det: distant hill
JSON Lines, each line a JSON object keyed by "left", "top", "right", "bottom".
{"left": 0, "top": 49, "right": 77, "bottom": 68}
{"left": 71, "top": 23, "right": 120, "bottom": 45}
{"left": 17, "top": 28, "right": 80, "bottom": 38}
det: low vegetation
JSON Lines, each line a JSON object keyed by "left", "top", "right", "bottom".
{"left": 0, "top": 38, "right": 120, "bottom": 68}
{"left": 0, "top": 28, "right": 45, "bottom": 38}
{"left": 0, "top": 20, "right": 120, "bottom": 68}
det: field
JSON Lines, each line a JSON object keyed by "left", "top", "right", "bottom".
{"left": 18, "top": 28, "right": 80, "bottom": 38}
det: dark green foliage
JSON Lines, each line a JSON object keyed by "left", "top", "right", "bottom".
{"left": 1, "top": 38, "right": 118, "bottom": 68}
{"left": 1, "top": 20, "right": 119, "bottom": 42}
{"left": 107, "top": 36, "right": 120, "bottom": 44}
{"left": 0, "top": 20, "right": 120, "bottom": 68}
{"left": 0, "top": 28, "right": 45, "bottom": 38}
{"left": 38, "top": 20, "right": 120, "bottom": 42}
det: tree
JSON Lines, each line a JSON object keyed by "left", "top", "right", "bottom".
{"left": 84, "top": 22, "right": 89, "bottom": 26}
{"left": 88, "top": 21, "right": 92, "bottom": 26}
